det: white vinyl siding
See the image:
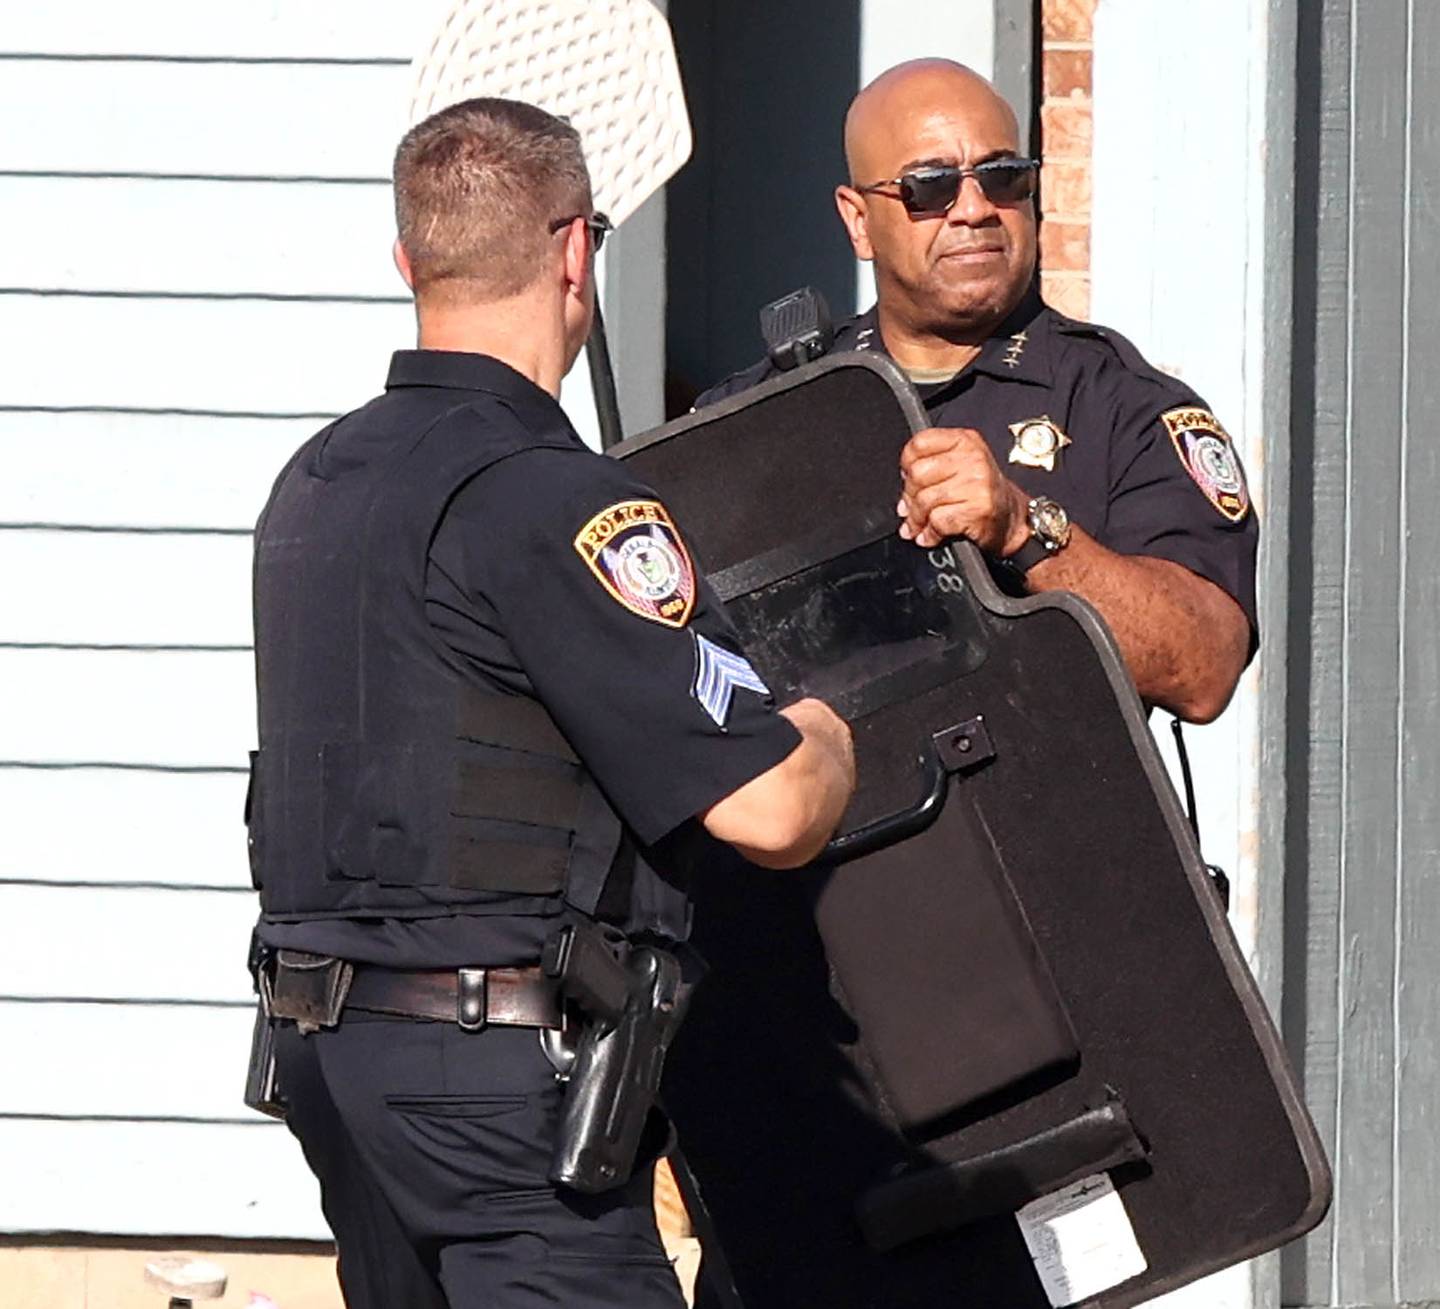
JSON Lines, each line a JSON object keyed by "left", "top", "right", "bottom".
{"left": 3, "top": 178, "right": 400, "bottom": 298}
{"left": 0, "top": 1, "right": 450, "bottom": 1241}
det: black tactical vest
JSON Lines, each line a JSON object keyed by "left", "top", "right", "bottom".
{"left": 248, "top": 376, "right": 675, "bottom": 936}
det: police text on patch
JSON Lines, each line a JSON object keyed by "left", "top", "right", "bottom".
{"left": 574, "top": 499, "right": 697, "bottom": 627}
{"left": 1161, "top": 408, "right": 1251, "bottom": 523}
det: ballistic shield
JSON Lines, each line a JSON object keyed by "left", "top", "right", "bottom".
{"left": 613, "top": 355, "right": 1329, "bottom": 1308}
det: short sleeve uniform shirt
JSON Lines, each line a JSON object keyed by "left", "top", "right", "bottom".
{"left": 260, "top": 351, "right": 799, "bottom": 966}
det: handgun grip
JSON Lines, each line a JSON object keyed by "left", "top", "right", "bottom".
{"left": 542, "top": 922, "right": 631, "bottom": 1024}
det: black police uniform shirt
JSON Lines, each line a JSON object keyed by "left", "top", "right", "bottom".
{"left": 697, "top": 288, "right": 1260, "bottom": 642}
{"left": 259, "top": 350, "right": 800, "bottom": 968}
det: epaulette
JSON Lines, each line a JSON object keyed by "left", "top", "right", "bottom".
{"left": 1049, "top": 314, "right": 1195, "bottom": 396}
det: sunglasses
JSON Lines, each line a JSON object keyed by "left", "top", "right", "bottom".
{"left": 548, "top": 211, "right": 613, "bottom": 253}
{"left": 858, "top": 158, "right": 1040, "bottom": 216}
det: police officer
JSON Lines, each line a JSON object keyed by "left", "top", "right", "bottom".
{"left": 247, "top": 98, "right": 855, "bottom": 1309}
{"left": 700, "top": 59, "right": 1257, "bottom": 723}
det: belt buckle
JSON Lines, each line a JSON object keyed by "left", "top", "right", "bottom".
{"left": 457, "top": 968, "right": 488, "bottom": 1032}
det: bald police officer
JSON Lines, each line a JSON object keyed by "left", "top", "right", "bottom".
{"left": 247, "top": 98, "right": 854, "bottom": 1309}
{"left": 700, "top": 59, "right": 1257, "bottom": 723}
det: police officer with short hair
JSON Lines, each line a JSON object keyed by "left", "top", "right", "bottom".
{"left": 700, "top": 59, "right": 1257, "bottom": 723}
{"left": 247, "top": 98, "right": 855, "bottom": 1309}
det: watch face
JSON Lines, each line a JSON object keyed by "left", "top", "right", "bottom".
{"left": 1028, "top": 497, "right": 1071, "bottom": 549}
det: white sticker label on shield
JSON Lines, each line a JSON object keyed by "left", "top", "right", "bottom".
{"left": 1015, "top": 1174, "right": 1147, "bottom": 1307}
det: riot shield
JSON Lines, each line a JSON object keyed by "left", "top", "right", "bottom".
{"left": 612, "top": 355, "right": 1329, "bottom": 1308}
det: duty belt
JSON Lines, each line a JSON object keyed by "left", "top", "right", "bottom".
{"left": 265, "top": 950, "right": 565, "bottom": 1033}
{"left": 345, "top": 961, "right": 564, "bottom": 1031}
{"left": 345, "top": 964, "right": 563, "bottom": 1032}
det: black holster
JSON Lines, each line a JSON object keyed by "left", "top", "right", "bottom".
{"left": 243, "top": 936, "right": 286, "bottom": 1120}
{"left": 542, "top": 923, "right": 689, "bottom": 1193}
{"left": 242, "top": 943, "right": 355, "bottom": 1119}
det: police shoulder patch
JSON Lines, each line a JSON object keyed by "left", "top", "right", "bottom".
{"left": 573, "top": 499, "right": 697, "bottom": 627}
{"left": 1161, "top": 407, "right": 1251, "bottom": 523}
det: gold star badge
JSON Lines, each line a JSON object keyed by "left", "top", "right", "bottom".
{"left": 1007, "top": 416, "right": 1072, "bottom": 472}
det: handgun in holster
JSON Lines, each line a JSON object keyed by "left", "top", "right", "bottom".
{"left": 244, "top": 940, "right": 355, "bottom": 1118}
{"left": 243, "top": 933, "right": 286, "bottom": 1120}
{"left": 542, "top": 921, "right": 689, "bottom": 1194}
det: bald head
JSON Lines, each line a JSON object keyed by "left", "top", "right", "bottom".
{"left": 834, "top": 58, "right": 1036, "bottom": 355}
{"left": 844, "top": 60, "right": 1018, "bottom": 186}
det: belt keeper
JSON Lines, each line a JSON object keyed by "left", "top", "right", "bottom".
{"left": 457, "top": 968, "right": 488, "bottom": 1032}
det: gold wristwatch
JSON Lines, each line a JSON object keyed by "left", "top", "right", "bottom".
{"left": 1007, "top": 496, "right": 1072, "bottom": 574}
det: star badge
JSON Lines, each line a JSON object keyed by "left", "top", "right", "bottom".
{"left": 1007, "top": 416, "right": 1072, "bottom": 472}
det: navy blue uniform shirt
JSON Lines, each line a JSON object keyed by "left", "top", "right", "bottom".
{"left": 697, "top": 290, "right": 1259, "bottom": 641}
{"left": 261, "top": 350, "right": 799, "bottom": 967}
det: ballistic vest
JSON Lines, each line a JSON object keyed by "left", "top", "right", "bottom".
{"left": 249, "top": 365, "right": 680, "bottom": 938}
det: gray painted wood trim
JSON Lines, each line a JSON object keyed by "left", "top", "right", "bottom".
{"left": 1254, "top": 4, "right": 1300, "bottom": 1306}
{"left": 602, "top": 0, "right": 668, "bottom": 436}
{"left": 1285, "top": 3, "right": 1350, "bottom": 1301}
{"left": 1284, "top": 3, "right": 1440, "bottom": 1303}
{"left": 1333, "top": 6, "right": 1410, "bottom": 1302}
{"left": 1395, "top": 1, "right": 1440, "bottom": 1297}
{"left": 992, "top": 0, "right": 1035, "bottom": 155}
{"left": 1255, "top": 0, "right": 1299, "bottom": 1056}
{"left": 604, "top": 185, "right": 667, "bottom": 436}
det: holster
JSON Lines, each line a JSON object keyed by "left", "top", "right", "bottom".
{"left": 243, "top": 938, "right": 286, "bottom": 1119}
{"left": 244, "top": 1002, "right": 286, "bottom": 1120}
{"left": 543, "top": 923, "right": 689, "bottom": 1193}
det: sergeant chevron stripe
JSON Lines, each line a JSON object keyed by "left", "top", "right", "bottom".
{"left": 692, "top": 633, "right": 771, "bottom": 727}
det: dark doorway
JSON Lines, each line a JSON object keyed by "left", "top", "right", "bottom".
{"left": 664, "top": 1, "right": 861, "bottom": 415}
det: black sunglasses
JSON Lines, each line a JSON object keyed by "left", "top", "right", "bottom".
{"left": 858, "top": 158, "right": 1039, "bottom": 216}
{"left": 548, "top": 211, "right": 613, "bottom": 253}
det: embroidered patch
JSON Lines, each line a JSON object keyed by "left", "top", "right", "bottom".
{"left": 1161, "top": 408, "right": 1251, "bottom": 522}
{"left": 1008, "top": 415, "right": 1072, "bottom": 472}
{"left": 692, "top": 633, "right": 770, "bottom": 727}
{"left": 574, "top": 499, "right": 696, "bottom": 627}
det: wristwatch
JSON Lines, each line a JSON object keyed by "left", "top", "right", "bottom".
{"left": 1006, "top": 496, "right": 1072, "bottom": 574}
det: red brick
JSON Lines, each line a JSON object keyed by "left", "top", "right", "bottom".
{"left": 1043, "top": 48, "right": 1092, "bottom": 98}
{"left": 1039, "top": 218, "right": 1091, "bottom": 273}
{"left": 1040, "top": 99, "right": 1093, "bottom": 159}
{"left": 1041, "top": 272, "right": 1091, "bottom": 320}
{"left": 1042, "top": 0, "right": 1097, "bottom": 42}
{"left": 1040, "top": 160, "right": 1091, "bottom": 219}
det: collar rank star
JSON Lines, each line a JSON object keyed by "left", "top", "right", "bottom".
{"left": 1161, "top": 407, "right": 1251, "bottom": 522}
{"left": 574, "top": 499, "right": 696, "bottom": 627}
{"left": 1008, "top": 416, "right": 1071, "bottom": 472}
{"left": 692, "top": 633, "right": 770, "bottom": 728}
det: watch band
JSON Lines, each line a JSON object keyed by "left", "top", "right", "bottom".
{"left": 1006, "top": 535, "right": 1054, "bottom": 575}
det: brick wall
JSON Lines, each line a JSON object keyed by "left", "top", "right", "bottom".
{"left": 1038, "top": 0, "right": 1094, "bottom": 319}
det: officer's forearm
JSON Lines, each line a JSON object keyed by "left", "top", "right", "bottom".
{"left": 702, "top": 699, "right": 856, "bottom": 869}
{"left": 1024, "top": 529, "right": 1249, "bottom": 723}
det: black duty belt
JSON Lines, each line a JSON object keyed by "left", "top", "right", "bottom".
{"left": 346, "top": 964, "right": 563, "bottom": 1032}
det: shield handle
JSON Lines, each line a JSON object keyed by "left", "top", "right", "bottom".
{"left": 818, "top": 716, "right": 995, "bottom": 867}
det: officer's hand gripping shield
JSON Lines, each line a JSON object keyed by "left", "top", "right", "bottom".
{"left": 613, "top": 356, "right": 1329, "bottom": 1309}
